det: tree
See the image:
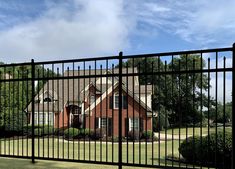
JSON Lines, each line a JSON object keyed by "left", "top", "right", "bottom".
{"left": 205, "top": 102, "right": 232, "bottom": 123}
{"left": 167, "top": 54, "right": 210, "bottom": 125}
{"left": 0, "top": 62, "right": 58, "bottom": 133}
{"left": 120, "top": 54, "right": 212, "bottom": 128}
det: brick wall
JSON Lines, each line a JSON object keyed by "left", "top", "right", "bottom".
{"left": 85, "top": 89, "right": 152, "bottom": 137}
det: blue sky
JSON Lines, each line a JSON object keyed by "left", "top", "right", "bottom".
{"left": 0, "top": 0, "right": 233, "bottom": 101}
{"left": 0, "top": 0, "right": 235, "bottom": 63}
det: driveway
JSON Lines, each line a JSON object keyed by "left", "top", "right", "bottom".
{"left": 154, "top": 132, "right": 207, "bottom": 140}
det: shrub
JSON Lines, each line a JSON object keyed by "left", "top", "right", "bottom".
{"left": 41, "top": 126, "right": 54, "bottom": 136}
{"left": 23, "top": 125, "right": 33, "bottom": 136}
{"left": 113, "top": 136, "right": 119, "bottom": 142}
{"left": 23, "top": 125, "right": 54, "bottom": 136}
{"left": 34, "top": 128, "right": 43, "bottom": 137}
{"left": 54, "top": 127, "right": 65, "bottom": 136}
{"left": 179, "top": 131, "right": 232, "bottom": 168}
{"left": 178, "top": 136, "right": 201, "bottom": 162}
{"left": 89, "top": 129, "right": 95, "bottom": 139}
{"left": 64, "top": 128, "right": 79, "bottom": 139}
{"left": 92, "top": 128, "right": 106, "bottom": 140}
{"left": 23, "top": 125, "right": 43, "bottom": 136}
{"left": 128, "top": 130, "right": 141, "bottom": 141}
{"left": 142, "top": 130, "right": 153, "bottom": 139}
{"left": 79, "top": 128, "right": 90, "bottom": 137}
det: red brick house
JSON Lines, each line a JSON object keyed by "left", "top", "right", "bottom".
{"left": 27, "top": 68, "right": 156, "bottom": 137}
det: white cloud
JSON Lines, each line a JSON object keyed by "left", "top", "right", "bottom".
{"left": 0, "top": 0, "right": 135, "bottom": 63}
{"left": 1, "top": 0, "right": 235, "bottom": 63}
{"left": 198, "top": 52, "right": 232, "bottom": 102}
{"left": 209, "top": 73, "right": 232, "bottom": 103}
{"left": 136, "top": 0, "right": 235, "bottom": 47}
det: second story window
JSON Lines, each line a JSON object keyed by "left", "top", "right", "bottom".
{"left": 113, "top": 94, "right": 127, "bottom": 109}
{"left": 90, "top": 95, "right": 95, "bottom": 104}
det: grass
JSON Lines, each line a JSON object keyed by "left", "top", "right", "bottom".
{"left": 0, "top": 138, "right": 179, "bottom": 164}
{"left": 0, "top": 138, "right": 202, "bottom": 168}
{"left": 0, "top": 157, "right": 211, "bottom": 169}
{"left": 0, "top": 157, "right": 153, "bottom": 169}
{"left": 160, "top": 127, "right": 232, "bottom": 136}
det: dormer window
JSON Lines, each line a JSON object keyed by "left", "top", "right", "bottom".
{"left": 38, "top": 90, "right": 57, "bottom": 104}
{"left": 43, "top": 97, "right": 52, "bottom": 102}
{"left": 90, "top": 95, "right": 95, "bottom": 104}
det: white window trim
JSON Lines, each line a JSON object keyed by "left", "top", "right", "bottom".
{"left": 69, "top": 113, "right": 73, "bottom": 127}
{"left": 114, "top": 94, "right": 119, "bottom": 109}
{"left": 98, "top": 117, "right": 108, "bottom": 129}
{"left": 113, "top": 93, "right": 127, "bottom": 109}
{"left": 129, "top": 118, "right": 139, "bottom": 131}
{"left": 98, "top": 118, "right": 101, "bottom": 128}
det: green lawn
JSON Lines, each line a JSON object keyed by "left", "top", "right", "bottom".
{"left": 0, "top": 138, "right": 202, "bottom": 168}
{"left": 160, "top": 127, "right": 231, "bottom": 136}
{"left": 0, "top": 157, "right": 152, "bottom": 169}
{"left": 0, "top": 138, "right": 179, "bottom": 164}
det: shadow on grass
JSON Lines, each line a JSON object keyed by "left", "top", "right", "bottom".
{"left": 150, "top": 158, "right": 203, "bottom": 169}
{"left": 0, "top": 157, "right": 116, "bottom": 169}
{"left": 0, "top": 157, "right": 157, "bottom": 169}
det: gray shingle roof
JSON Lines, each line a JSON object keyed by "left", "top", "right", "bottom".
{"left": 27, "top": 67, "right": 153, "bottom": 112}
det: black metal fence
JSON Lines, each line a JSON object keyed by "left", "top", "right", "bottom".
{"left": 0, "top": 44, "right": 234, "bottom": 169}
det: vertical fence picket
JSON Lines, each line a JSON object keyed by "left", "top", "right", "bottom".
{"left": 232, "top": 43, "right": 235, "bottom": 169}
{"left": 31, "top": 59, "right": 35, "bottom": 163}
{"left": 118, "top": 51, "right": 123, "bottom": 169}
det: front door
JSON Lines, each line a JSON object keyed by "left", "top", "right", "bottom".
{"left": 72, "top": 115, "right": 81, "bottom": 128}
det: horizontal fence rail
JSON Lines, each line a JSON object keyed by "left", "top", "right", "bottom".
{"left": 0, "top": 45, "right": 234, "bottom": 169}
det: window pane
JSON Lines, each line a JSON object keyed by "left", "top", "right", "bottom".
{"left": 34, "top": 114, "right": 38, "bottom": 125}
{"left": 101, "top": 118, "right": 107, "bottom": 128}
{"left": 114, "top": 96, "right": 119, "bottom": 108}
{"left": 43, "top": 97, "right": 52, "bottom": 102}
{"left": 49, "top": 113, "right": 54, "bottom": 125}
{"left": 90, "top": 95, "right": 95, "bottom": 104}
{"left": 114, "top": 95, "right": 127, "bottom": 109}
{"left": 123, "top": 96, "right": 127, "bottom": 109}
{"left": 39, "top": 113, "right": 44, "bottom": 125}
{"left": 130, "top": 118, "right": 139, "bottom": 131}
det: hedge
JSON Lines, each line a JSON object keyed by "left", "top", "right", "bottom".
{"left": 23, "top": 125, "right": 54, "bottom": 136}
{"left": 64, "top": 128, "right": 80, "bottom": 139}
{"left": 128, "top": 130, "right": 142, "bottom": 141}
{"left": 142, "top": 130, "right": 153, "bottom": 139}
{"left": 179, "top": 131, "right": 232, "bottom": 168}
{"left": 79, "top": 128, "right": 90, "bottom": 137}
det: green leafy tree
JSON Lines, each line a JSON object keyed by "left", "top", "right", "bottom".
{"left": 167, "top": 54, "right": 209, "bottom": 125}
{"left": 0, "top": 63, "right": 58, "bottom": 132}
{"left": 205, "top": 102, "right": 232, "bottom": 123}
{"left": 120, "top": 54, "right": 212, "bottom": 128}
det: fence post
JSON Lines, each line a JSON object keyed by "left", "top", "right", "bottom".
{"left": 31, "top": 59, "right": 35, "bottom": 163}
{"left": 118, "top": 52, "right": 123, "bottom": 169}
{"left": 232, "top": 43, "right": 235, "bottom": 169}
